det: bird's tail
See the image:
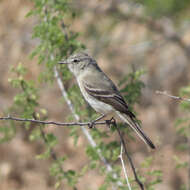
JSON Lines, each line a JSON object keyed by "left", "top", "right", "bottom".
{"left": 117, "top": 112, "right": 155, "bottom": 149}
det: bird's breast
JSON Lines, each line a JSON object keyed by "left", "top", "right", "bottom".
{"left": 77, "top": 78, "right": 113, "bottom": 114}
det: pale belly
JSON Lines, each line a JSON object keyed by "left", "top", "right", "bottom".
{"left": 77, "top": 79, "right": 114, "bottom": 114}
{"left": 86, "top": 95, "right": 114, "bottom": 114}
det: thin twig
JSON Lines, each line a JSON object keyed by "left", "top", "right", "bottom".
{"left": 108, "top": 118, "right": 144, "bottom": 190}
{"left": 118, "top": 143, "right": 132, "bottom": 190}
{"left": 156, "top": 90, "right": 190, "bottom": 188}
{"left": 39, "top": 126, "right": 57, "bottom": 159}
{"left": 32, "top": 113, "right": 58, "bottom": 161}
{"left": 156, "top": 90, "right": 190, "bottom": 102}
{"left": 0, "top": 115, "right": 109, "bottom": 127}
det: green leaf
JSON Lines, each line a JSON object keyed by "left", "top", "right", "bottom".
{"left": 141, "top": 156, "right": 153, "bottom": 168}
{"left": 99, "top": 183, "right": 108, "bottom": 190}
{"left": 173, "top": 155, "right": 188, "bottom": 169}
{"left": 45, "top": 133, "right": 58, "bottom": 147}
{"left": 36, "top": 148, "right": 51, "bottom": 160}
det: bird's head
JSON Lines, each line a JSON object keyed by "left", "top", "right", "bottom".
{"left": 59, "top": 52, "right": 96, "bottom": 76}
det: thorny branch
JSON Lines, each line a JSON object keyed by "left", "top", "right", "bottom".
{"left": 0, "top": 115, "right": 109, "bottom": 128}
{"left": 156, "top": 90, "right": 190, "bottom": 102}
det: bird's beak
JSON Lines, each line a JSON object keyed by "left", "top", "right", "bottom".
{"left": 58, "top": 60, "right": 68, "bottom": 64}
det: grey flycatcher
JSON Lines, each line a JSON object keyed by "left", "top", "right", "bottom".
{"left": 59, "top": 52, "right": 155, "bottom": 149}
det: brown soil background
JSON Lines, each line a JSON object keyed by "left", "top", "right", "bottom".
{"left": 0, "top": 0, "right": 190, "bottom": 190}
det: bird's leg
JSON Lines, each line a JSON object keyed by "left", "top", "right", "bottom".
{"left": 88, "top": 114, "right": 106, "bottom": 129}
{"left": 93, "top": 114, "right": 106, "bottom": 122}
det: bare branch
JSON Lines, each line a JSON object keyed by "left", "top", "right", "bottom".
{"left": 156, "top": 90, "right": 190, "bottom": 102}
{"left": 0, "top": 115, "right": 108, "bottom": 127}
{"left": 118, "top": 144, "right": 132, "bottom": 190}
{"left": 107, "top": 117, "right": 144, "bottom": 190}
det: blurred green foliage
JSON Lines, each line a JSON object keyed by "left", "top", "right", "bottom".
{"left": 173, "top": 85, "right": 190, "bottom": 189}
{"left": 0, "top": 0, "right": 189, "bottom": 189}
{"left": 133, "top": 0, "right": 190, "bottom": 19}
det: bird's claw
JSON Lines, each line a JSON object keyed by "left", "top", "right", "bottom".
{"left": 106, "top": 117, "right": 116, "bottom": 128}
{"left": 88, "top": 121, "right": 95, "bottom": 129}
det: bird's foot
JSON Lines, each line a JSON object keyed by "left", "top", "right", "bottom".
{"left": 88, "top": 114, "right": 106, "bottom": 129}
{"left": 88, "top": 121, "right": 96, "bottom": 129}
{"left": 105, "top": 117, "right": 116, "bottom": 128}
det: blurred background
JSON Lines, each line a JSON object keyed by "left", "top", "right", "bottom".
{"left": 0, "top": 0, "right": 190, "bottom": 189}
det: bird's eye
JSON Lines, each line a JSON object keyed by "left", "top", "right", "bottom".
{"left": 73, "top": 59, "right": 79, "bottom": 63}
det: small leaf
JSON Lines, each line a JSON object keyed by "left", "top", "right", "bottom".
{"left": 45, "top": 133, "right": 58, "bottom": 147}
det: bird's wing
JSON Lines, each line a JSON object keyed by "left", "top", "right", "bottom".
{"left": 82, "top": 72, "right": 155, "bottom": 149}
{"left": 82, "top": 73, "right": 135, "bottom": 117}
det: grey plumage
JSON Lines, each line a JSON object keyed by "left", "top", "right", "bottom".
{"left": 59, "top": 52, "right": 155, "bottom": 149}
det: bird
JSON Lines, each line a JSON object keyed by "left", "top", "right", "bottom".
{"left": 59, "top": 51, "right": 155, "bottom": 149}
